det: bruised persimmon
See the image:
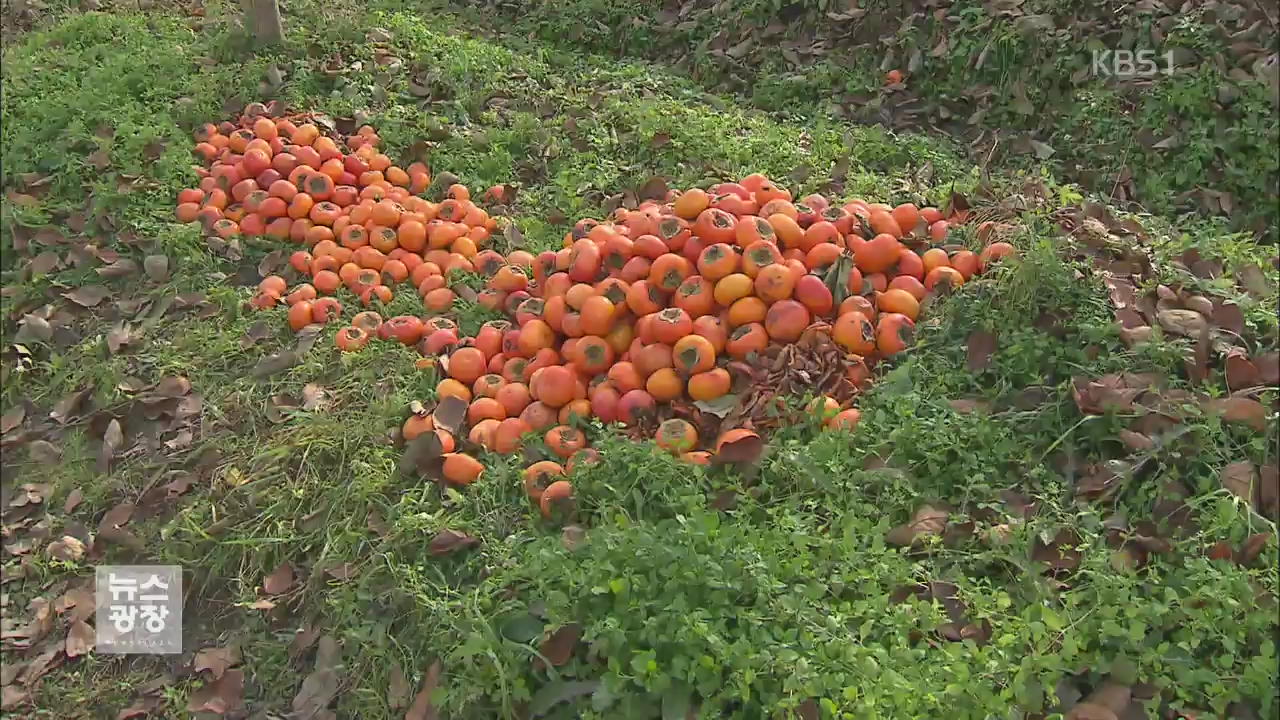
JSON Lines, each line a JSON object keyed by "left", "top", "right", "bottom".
{"left": 545, "top": 425, "right": 587, "bottom": 459}
{"left": 539, "top": 480, "right": 574, "bottom": 520}
{"left": 523, "top": 461, "right": 564, "bottom": 501}
{"left": 656, "top": 419, "right": 698, "bottom": 454}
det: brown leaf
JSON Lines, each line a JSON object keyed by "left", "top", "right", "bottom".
{"left": 431, "top": 395, "right": 467, "bottom": 437}
{"left": 1156, "top": 308, "right": 1207, "bottom": 337}
{"left": 1031, "top": 529, "right": 1083, "bottom": 572}
{"left": 142, "top": 255, "right": 170, "bottom": 283}
{"left": 1224, "top": 349, "right": 1259, "bottom": 390}
{"left": 186, "top": 668, "right": 245, "bottom": 714}
{"left": 404, "top": 660, "right": 441, "bottom": 720}
{"left": 98, "top": 502, "right": 134, "bottom": 533}
{"left": 1237, "top": 532, "right": 1272, "bottom": 566}
{"left": 965, "top": 330, "right": 997, "bottom": 372}
{"left": 252, "top": 351, "right": 300, "bottom": 379}
{"left": 106, "top": 322, "right": 139, "bottom": 354}
{"left": 263, "top": 562, "right": 295, "bottom": 594}
{"left": 1207, "top": 396, "right": 1267, "bottom": 430}
{"left": 324, "top": 563, "right": 357, "bottom": 581}
{"left": 65, "top": 619, "right": 95, "bottom": 658}
{"left": 388, "top": 662, "right": 411, "bottom": 710}
{"left": 947, "top": 399, "right": 990, "bottom": 415}
{"left": 97, "top": 259, "right": 140, "bottom": 278}
{"left": 1, "top": 405, "right": 25, "bottom": 434}
{"left": 240, "top": 320, "right": 274, "bottom": 349}
{"left": 886, "top": 505, "right": 948, "bottom": 546}
{"left": 288, "top": 624, "right": 322, "bottom": 661}
{"left": 2, "top": 685, "right": 30, "bottom": 710}
{"left": 535, "top": 623, "right": 582, "bottom": 669}
{"left": 194, "top": 645, "right": 240, "bottom": 679}
{"left": 428, "top": 529, "right": 479, "bottom": 557}
{"left": 292, "top": 634, "right": 341, "bottom": 718}
{"left": 1259, "top": 465, "right": 1278, "bottom": 520}
{"left": 47, "top": 536, "right": 87, "bottom": 562}
{"left": 1255, "top": 352, "right": 1279, "bottom": 385}
{"left": 1220, "top": 461, "right": 1259, "bottom": 508}
{"left": 63, "top": 489, "right": 84, "bottom": 514}
{"left": 63, "top": 285, "right": 112, "bottom": 307}
{"left": 51, "top": 387, "right": 93, "bottom": 423}
{"left": 636, "top": 176, "right": 669, "bottom": 202}
{"left": 97, "top": 418, "right": 124, "bottom": 473}
{"left": 301, "top": 383, "right": 327, "bottom": 411}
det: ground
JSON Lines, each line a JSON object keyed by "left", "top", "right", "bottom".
{"left": 0, "top": 1, "right": 1277, "bottom": 719}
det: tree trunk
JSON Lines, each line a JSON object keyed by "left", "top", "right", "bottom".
{"left": 241, "top": 0, "right": 283, "bottom": 46}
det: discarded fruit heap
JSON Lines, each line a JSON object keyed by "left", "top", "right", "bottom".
{"left": 174, "top": 106, "right": 1016, "bottom": 517}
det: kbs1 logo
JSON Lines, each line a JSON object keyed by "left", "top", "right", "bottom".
{"left": 1091, "top": 49, "right": 1176, "bottom": 78}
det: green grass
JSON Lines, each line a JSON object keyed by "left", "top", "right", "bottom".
{"left": 1, "top": 5, "right": 1277, "bottom": 719}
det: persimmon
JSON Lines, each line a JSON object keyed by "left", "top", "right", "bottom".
{"left": 473, "top": 374, "right": 506, "bottom": 399}
{"left": 727, "top": 296, "right": 767, "bottom": 327}
{"left": 764, "top": 299, "right": 810, "bottom": 342}
{"left": 832, "top": 311, "right": 877, "bottom": 355}
{"left": 828, "top": 408, "right": 861, "bottom": 431}
{"left": 766, "top": 213, "right": 803, "bottom": 250}
{"left": 402, "top": 413, "right": 434, "bottom": 441}
{"left": 579, "top": 296, "right": 616, "bottom": 336}
{"left": 691, "top": 315, "right": 728, "bottom": 353}
{"left": 285, "top": 301, "right": 313, "bottom": 332}
{"left": 634, "top": 342, "right": 675, "bottom": 376}
{"left": 446, "top": 347, "right": 487, "bottom": 385}
{"left": 442, "top": 453, "right": 484, "bottom": 485}
{"left": 979, "top": 241, "right": 1016, "bottom": 270}
{"left": 656, "top": 419, "right": 698, "bottom": 454}
{"left": 558, "top": 399, "right": 592, "bottom": 425}
{"left": 530, "top": 365, "right": 576, "bottom": 408}
{"left": 649, "top": 253, "right": 692, "bottom": 292}
{"left": 617, "top": 389, "right": 656, "bottom": 425}
{"left": 674, "top": 188, "right": 710, "bottom": 219}
{"left": 566, "top": 448, "right": 601, "bottom": 473}
{"left": 539, "top": 480, "right": 574, "bottom": 520}
{"left": 311, "top": 297, "right": 342, "bottom": 323}
{"left": 571, "top": 336, "right": 615, "bottom": 375}
{"left": 713, "top": 273, "right": 754, "bottom": 307}
{"left": 950, "top": 250, "right": 979, "bottom": 279}
{"left": 725, "top": 322, "right": 768, "bottom": 359}
{"left": 437, "top": 378, "right": 472, "bottom": 403}
{"left": 851, "top": 233, "right": 902, "bottom": 274}
{"left": 546, "top": 425, "right": 587, "bottom": 459}
{"left": 653, "top": 307, "right": 693, "bottom": 344}
{"left": 876, "top": 313, "right": 915, "bottom": 355}
{"left": 467, "top": 397, "right": 507, "bottom": 424}
{"left": 754, "top": 264, "right": 796, "bottom": 303}
{"left": 286, "top": 283, "right": 318, "bottom": 306}
{"left": 741, "top": 241, "right": 782, "bottom": 278}
{"left": 924, "top": 266, "right": 965, "bottom": 291}
{"left": 688, "top": 367, "right": 731, "bottom": 401}
{"left": 520, "top": 401, "right": 559, "bottom": 431}
{"left": 523, "top": 461, "right": 564, "bottom": 501}
{"left": 876, "top": 288, "right": 920, "bottom": 320}
{"left": 496, "top": 382, "right": 532, "bottom": 417}
{"left": 672, "top": 334, "right": 715, "bottom": 375}
{"left": 692, "top": 208, "right": 735, "bottom": 243}
{"left": 335, "top": 326, "right": 368, "bottom": 353}
{"left": 468, "top": 419, "right": 500, "bottom": 449}
{"left": 794, "top": 274, "right": 834, "bottom": 316}
{"left": 607, "top": 362, "right": 644, "bottom": 393}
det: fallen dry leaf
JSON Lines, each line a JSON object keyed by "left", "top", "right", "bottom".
{"left": 186, "top": 668, "right": 245, "bottom": 714}
{"left": 404, "top": 660, "right": 441, "bottom": 720}
{"left": 388, "top": 662, "right": 411, "bottom": 710}
{"left": 194, "top": 645, "right": 240, "bottom": 679}
{"left": 47, "top": 536, "right": 86, "bottom": 562}
{"left": 535, "top": 623, "right": 582, "bottom": 669}
{"left": 63, "top": 285, "right": 113, "bottom": 308}
{"left": 428, "top": 529, "right": 479, "bottom": 557}
{"left": 65, "top": 619, "right": 95, "bottom": 658}
{"left": 263, "top": 562, "right": 295, "bottom": 595}
{"left": 291, "top": 634, "right": 341, "bottom": 719}
{"left": 1220, "top": 461, "right": 1259, "bottom": 508}
{"left": 965, "top": 330, "right": 997, "bottom": 372}
{"left": 886, "top": 505, "right": 948, "bottom": 546}
{"left": 1207, "top": 396, "right": 1267, "bottom": 431}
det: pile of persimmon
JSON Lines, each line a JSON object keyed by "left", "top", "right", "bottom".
{"left": 175, "top": 103, "right": 498, "bottom": 335}
{"left": 173, "top": 111, "right": 1017, "bottom": 517}
{"left": 395, "top": 175, "right": 1015, "bottom": 512}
